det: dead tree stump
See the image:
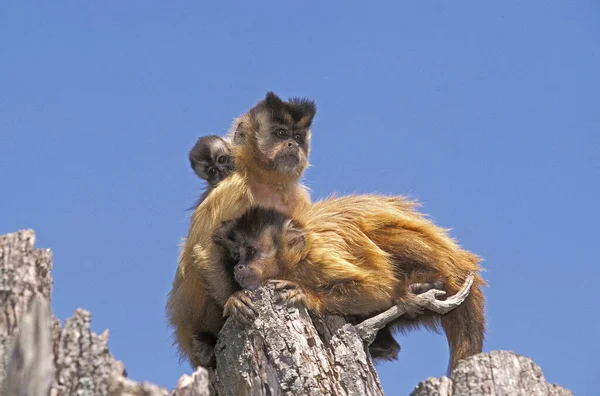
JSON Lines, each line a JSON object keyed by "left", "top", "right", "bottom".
{"left": 411, "top": 350, "right": 573, "bottom": 396}
{"left": 212, "top": 286, "right": 383, "bottom": 396}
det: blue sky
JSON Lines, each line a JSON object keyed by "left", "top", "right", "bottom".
{"left": 1, "top": 1, "right": 598, "bottom": 394}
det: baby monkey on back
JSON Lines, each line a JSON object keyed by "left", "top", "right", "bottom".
{"left": 189, "top": 135, "right": 234, "bottom": 206}
{"left": 212, "top": 196, "right": 486, "bottom": 373}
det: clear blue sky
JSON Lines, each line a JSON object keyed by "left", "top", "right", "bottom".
{"left": 1, "top": 1, "right": 598, "bottom": 394}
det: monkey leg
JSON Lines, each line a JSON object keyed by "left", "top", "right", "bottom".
{"left": 394, "top": 275, "right": 447, "bottom": 318}
{"left": 369, "top": 326, "right": 401, "bottom": 361}
{"left": 408, "top": 280, "right": 445, "bottom": 295}
{"left": 191, "top": 332, "right": 217, "bottom": 368}
{"left": 223, "top": 290, "right": 259, "bottom": 327}
{"left": 393, "top": 292, "right": 427, "bottom": 319}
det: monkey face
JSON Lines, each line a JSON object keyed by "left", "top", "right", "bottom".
{"left": 262, "top": 125, "right": 309, "bottom": 176}
{"left": 189, "top": 135, "right": 234, "bottom": 186}
{"left": 213, "top": 206, "right": 310, "bottom": 290}
{"left": 235, "top": 92, "right": 316, "bottom": 180}
{"left": 220, "top": 232, "right": 278, "bottom": 291}
{"left": 204, "top": 152, "right": 234, "bottom": 187}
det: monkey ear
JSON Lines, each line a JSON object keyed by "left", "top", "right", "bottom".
{"left": 232, "top": 123, "right": 245, "bottom": 144}
{"left": 283, "top": 219, "right": 306, "bottom": 252}
{"left": 213, "top": 220, "right": 235, "bottom": 247}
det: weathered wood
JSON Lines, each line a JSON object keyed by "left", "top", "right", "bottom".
{"left": 3, "top": 296, "right": 53, "bottom": 396}
{"left": 0, "top": 229, "right": 53, "bottom": 393}
{"left": 213, "top": 285, "right": 384, "bottom": 396}
{"left": 51, "top": 308, "right": 126, "bottom": 395}
{"left": 410, "top": 350, "right": 573, "bottom": 396}
{"left": 170, "top": 369, "right": 211, "bottom": 396}
{"left": 0, "top": 230, "right": 211, "bottom": 396}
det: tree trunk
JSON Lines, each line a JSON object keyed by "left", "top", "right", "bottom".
{"left": 410, "top": 350, "right": 573, "bottom": 396}
{"left": 212, "top": 286, "right": 383, "bottom": 396}
{"left": 0, "top": 230, "right": 209, "bottom": 396}
{"left": 0, "top": 230, "right": 573, "bottom": 395}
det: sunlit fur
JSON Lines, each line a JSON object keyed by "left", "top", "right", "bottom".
{"left": 217, "top": 195, "right": 486, "bottom": 373}
{"left": 166, "top": 92, "right": 316, "bottom": 368}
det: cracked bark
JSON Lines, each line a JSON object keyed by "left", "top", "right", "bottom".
{"left": 212, "top": 286, "right": 383, "bottom": 396}
{"left": 0, "top": 229, "right": 573, "bottom": 396}
{"left": 410, "top": 350, "right": 573, "bottom": 396}
{"left": 0, "top": 229, "right": 208, "bottom": 396}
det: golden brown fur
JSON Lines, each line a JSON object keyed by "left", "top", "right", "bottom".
{"left": 166, "top": 92, "right": 316, "bottom": 368}
{"left": 216, "top": 195, "right": 486, "bottom": 372}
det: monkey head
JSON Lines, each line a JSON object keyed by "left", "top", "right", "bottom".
{"left": 213, "top": 206, "right": 309, "bottom": 290}
{"left": 189, "top": 135, "right": 234, "bottom": 187}
{"left": 232, "top": 92, "right": 317, "bottom": 182}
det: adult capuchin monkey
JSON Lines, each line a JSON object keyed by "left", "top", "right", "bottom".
{"left": 166, "top": 92, "right": 317, "bottom": 369}
{"left": 212, "top": 200, "right": 486, "bottom": 373}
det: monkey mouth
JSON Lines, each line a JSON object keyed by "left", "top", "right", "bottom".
{"left": 235, "top": 273, "right": 260, "bottom": 291}
{"left": 276, "top": 153, "right": 300, "bottom": 168}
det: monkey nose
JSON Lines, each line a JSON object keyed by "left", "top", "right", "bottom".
{"left": 287, "top": 142, "right": 294, "bottom": 148}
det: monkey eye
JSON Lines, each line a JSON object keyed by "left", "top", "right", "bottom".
{"left": 208, "top": 167, "right": 217, "bottom": 176}
{"left": 294, "top": 133, "right": 302, "bottom": 141}
{"left": 217, "top": 155, "right": 227, "bottom": 164}
{"left": 245, "top": 246, "right": 256, "bottom": 256}
{"left": 275, "top": 128, "right": 288, "bottom": 137}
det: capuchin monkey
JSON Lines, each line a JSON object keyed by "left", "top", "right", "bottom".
{"left": 188, "top": 135, "right": 234, "bottom": 208}
{"left": 166, "top": 92, "right": 317, "bottom": 369}
{"left": 212, "top": 198, "right": 486, "bottom": 373}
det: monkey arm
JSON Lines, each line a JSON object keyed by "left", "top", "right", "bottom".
{"left": 354, "top": 273, "right": 475, "bottom": 345}
{"left": 166, "top": 173, "right": 254, "bottom": 364}
{"left": 181, "top": 173, "right": 253, "bottom": 305}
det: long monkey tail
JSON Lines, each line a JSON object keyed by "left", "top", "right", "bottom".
{"left": 440, "top": 271, "right": 486, "bottom": 373}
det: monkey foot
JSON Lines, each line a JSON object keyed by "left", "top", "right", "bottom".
{"left": 268, "top": 280, "right": 308, "bottom": 307}
{"left": 191, "top": 333, "right": 216, "bottom": 368}
{"left": 408, "top": 280, "right": 445, "bottom": 295}
{"left": 369, "top": 327, "right": 400, "bottom": 361}
{"left": 414, "top": 273, "right": 475, "bottom": 314}
{"left": 223, "top": 290, "right": 259, "bottom": 327}
{"left": 355, "top": 273, "right": 476, "bottom": 344}
{"left": 394, "top": 296, "right": 425, "bottom": 319}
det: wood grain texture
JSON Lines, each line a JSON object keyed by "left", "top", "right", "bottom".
{"left": 410, "top": 350, "right": 573, "bottom": 396}
{"left": 213, "top": 285, "right": 384, "bottom": 396}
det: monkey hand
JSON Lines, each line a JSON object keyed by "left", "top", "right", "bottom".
{"left": 223, "top": 290, "right": 259, "bottom": 327}
{"left": 268, "top": 280, "right": 308, "bottom": 308}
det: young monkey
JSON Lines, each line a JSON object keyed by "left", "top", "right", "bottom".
{"left": 213, "top": 197, "right": 486, "bottom": 373}
{"left": 188, "top": 135, "right": 234, "bottom": 207}
{"left": 166, "top": 92, "right": 317, "bottom": 369}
